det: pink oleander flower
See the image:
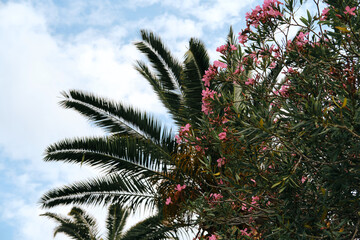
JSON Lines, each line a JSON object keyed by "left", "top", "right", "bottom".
{"left": 241, "top": 203, "right": 247, "bottom": 211}
{"left": 216, "top": 44, "right": 227, "bottom": 53}
{"left": 288, "top": 67, "right": 294, "bottom": 73}
{"left": 202, "top": 101, "right": 212, "bottom": 115}
{"left": 279, "top": 84, "right": 290, "bottom": 96}
{"left": 175, "top": 135, "right": 181, "bottom": 144}
{"left": 217, "top": 157, "right": 226, "bottom": 167}
{"left": 213, "top": 60, "right": 227, "bottom": 69}
{"left": 245, "top": 0, "right": 282, "bottom": 28}
{"left": 180, "top": 123, "right": 191, "bottom": 132}
{"left": 165, "top": 197, "right": 172, "bottom": 205}
{"left": 296, "top": 32, "right": 309, "bottom": 47}
{"left": 218, "top": 131, "right": 227, "bottom": 140}
{"left": 240, "top": 228, "right": 251, "bottom": 236}
{"left": 267, "top": 7, "right": 282, "bottom": 17}
{"left": 263, "top": 0, "right": 282, "bottom": 8}
{"left": 216, "top": 44, "right": 237, "bottom": 53}
{"left": 269, "top": 62, "right": 276, "bottom": 69}
{"left": 202, "top": 65, "right": 217, "bottom": 87}
{"left": 210, "top": 193, "right": 223, "bottom": 201}
{"left": 320, "top": 7, "right": 329, "bottom": 20}
{"left": 252, "top": 195, "right": 260, "bottom": 203}
{"left": 209, "top": 234, "right": 217, "bottom": 240}
{"left": 201, "top": 88, "right": 220, "bottom": 115}
{"left": 238, "top": 33, "right": 248, "bottom": 45}
{"left": 245, "top": 78, "right": 255, "bottom": 85}
{"left": 175, "top": 184, "right": 186, "bottom": 192}
{"left": 301, "top": 176, "right": 307, "bottom": 183}
{"left": 234, "top": 65, "right": 245, "bottom": 74}
{"left": 344, "top": 6, "right": 356, "bottom": 16}
{"left": 195, "top": 145, "right": 202, "bottom": 152}
{"left": 230, "top": 44, "right": 237, "bottom": 51}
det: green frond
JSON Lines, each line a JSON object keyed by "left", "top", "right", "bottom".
{"left": 41, "top": 210, "right": 97, "bottom": 240}
{"left": 121, "top": 214, "right": 178, "bottom": 240}
{"left": 134, "top": 61, "right": 183, "bottom": 124}
{"left": 60, "top": 90, "right": 171, "bottom": 143}
{"left": 137, "top": 30, "right": 183, "bottom": 92}
{"left": 44, "top": 136, "right": 174, "bottom": 176}
{"left": 68, "top": 207, "right": 99, "bottom": 240}
{"left": 106, "top": 205, "right": 129, "bottom": 240}
{"left": 187, "top": 38, "right": 210, "bottom": 80}
{"left": 39, "top": 173, "right": 157, "bottom": 210}
{"left": 53, "top": 225, "right": 88, "bottom": 240}
{"left": 182, "top": 38, "right": 210, "bottom": 126}
{"left": 41, "top": 212, "right": 72, "bottom": 226}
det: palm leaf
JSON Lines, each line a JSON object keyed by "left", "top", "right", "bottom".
{"left": 68, "top": 207, "right": 99, "bottom": 240}
{"left": 134, "top": 30, "right": 184, "bottom": 125}
{"left": 44, "top": 136, "right": 173, "bottom": 176}
{"left": 182, "top": 38, "right": 210, "bottom": 126}
{"left": 41, "top": 210, "right": 97, "bottom": 240}
{"left": 40, "top": 173, "right": 156, "bottom": 210}
{"left": 60, "top": 90, "right": 171, "bottom": 144}
{"left": 106, "top": 205, "right": 129, "bottom": 240}
{"left": 137, "top": 30, "right": 183, "bottom": 92}
{"left": 121, "top": 214, "right": 178, "bottom": 240}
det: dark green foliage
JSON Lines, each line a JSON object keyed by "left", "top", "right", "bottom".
{"left": 42, "top": 204, "right": 178, "bottom": 240}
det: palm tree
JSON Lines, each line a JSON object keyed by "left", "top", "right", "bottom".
{"left": 41, "top": 204, "right": 177, "bottom": 240}
{"left": 39, "top": 30, "right": 210, "bottom": 220}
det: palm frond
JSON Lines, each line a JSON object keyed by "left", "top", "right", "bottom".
{"left": 41, "top": 210, "right": 96, "bottom": 240}
{"left": 53, "top": 225, "right": 88, "bottom": 240}
{"left": 68, "top": 207, "right": 99, "bottom": 240}
{"left": 60, "top": 90, "right": 172, "bottom": 143}
{"left": 106, "top": 205, "right": 129, "bottom": 240}
{"left": 44, "top": 136, "right": 173, "bottom": 176}
{"left": 134, "top": 61, "right": 183, "bottom": 125}
{"left": 121, "top": 214, "right": 178, "bottom": 240}
{"left": 39, "top": 173, "right": 156, "bottom": 210}
{"left": 137, "top": 30, "right": 183, "bottom": 92}
{"left": 182, "top": 38, "right": 210, "bottom": 126}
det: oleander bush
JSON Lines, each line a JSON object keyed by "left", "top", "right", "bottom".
{"left": 163, "top": 0, "right": 360, "bottom": 239}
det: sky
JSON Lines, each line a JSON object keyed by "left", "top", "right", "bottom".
{"left": 0, "top": 0, "right": 268, "bottom": 239}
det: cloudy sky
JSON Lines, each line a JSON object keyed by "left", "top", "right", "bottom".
{"left": 0, "top": 0, "right": 266, "bottom": 239}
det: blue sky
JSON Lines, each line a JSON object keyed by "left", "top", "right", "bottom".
{"left": 0, "top": 0, "right": 266, "bottom": 239}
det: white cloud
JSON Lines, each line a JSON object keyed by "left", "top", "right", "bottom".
{"left": 0, "top": 2, "right": 169, "bottom": 239}
{"left": 158, "top": 0, "right": 260, "bottom": 30}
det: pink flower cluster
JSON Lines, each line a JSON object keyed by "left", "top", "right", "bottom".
{"left": 344, "top": 6, "right": 356, "bottom": 16}
{"left": 269, "top": 44, "right": 281, "bottom": 59}
{"left": 218, "top": 131, "right": 227, "bottom": 140}
{"left": 234, "top": 64, "right": 245, "bottom": 75}
{"left": 240, "top": 228, "right": 251, "bottom": 236}
{"left": 210, "top": 193, "right": 223, "bottom": 201}
{"left": 202, "top": 65, "right": 217, "bottom": 87}
{"left": 202, "top": 88, "right": 220, "bottom": 115}
{"left": 175, "top": 184, "right": 186, "bottom": 192}
{"left": 208, "top": 234, "right": 218, "bottom": 240}
{"left": 245, "top": 0, "right": 283, "bottom": 28}
{"left": 216, "top": 44, "right": 237, "bottom": 54}
{"left": 213, "top": 60, "right": 227, "bottom": 69}
{"left": 295, "top": 32, "right": 309, "bottom": 48}
{"left": 320, "top": 7, "right": 329, "bottom": 21}
{"left": 238, "top": 33, "right": 248, "bottom": 45}
{"left": 165, "top": 197, "right": 172, "bottom": 205}
{"left": 175, "top": 123, "right": 191, "bottom": 143}
{"left": 217, "top": 157, "right": 226, "bottom": 167}
{"left": 274, "top": 82, "right": 290, "bottom": 97}
{"left": 245, "top": 78, "right": 255, "bottom": 85}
